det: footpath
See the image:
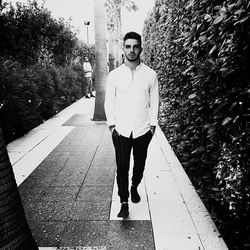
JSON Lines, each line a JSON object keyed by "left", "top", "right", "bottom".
{"left": 7, "top": 97, "right": 228, "bottom": 250}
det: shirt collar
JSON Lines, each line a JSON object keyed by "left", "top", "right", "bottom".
{"left": 123, "top": 61, "right": 143, "bottom": 71}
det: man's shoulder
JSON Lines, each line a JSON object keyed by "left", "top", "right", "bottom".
{"left": 108, "top": 64, "right": 124, "bottom": 76}
{"left": 141, "top": 63, "right": 157, "bottom": 75}
{"left": 113, "top": 64, "right": 124, "bottom": 72}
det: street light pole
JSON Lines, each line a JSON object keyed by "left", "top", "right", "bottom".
{"left": 84, "top": 20, "right": 90, "bottom": 45}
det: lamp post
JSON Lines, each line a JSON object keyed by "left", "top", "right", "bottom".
{"left": 84, "top": 20, "right": 90, "bottom": 45}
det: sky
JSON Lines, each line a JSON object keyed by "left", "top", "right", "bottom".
{"left": 7, "top": 0, "right": 156, "bottom": 45}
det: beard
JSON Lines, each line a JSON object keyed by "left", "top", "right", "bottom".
{"left": 125, "top": 53, "right": 140, "bottom": 62}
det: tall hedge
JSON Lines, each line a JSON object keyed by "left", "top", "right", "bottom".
{"left": 0, "top": 1, "right": 77, "bottom": 66}
{"left": 0, "top": 60, "right": 85, "bottom": 144}
{"left": 143, "top": 0, "right": 250, "bottom": 248}
{"left": 0, "top": 1, "right": 95, "bottom": 144}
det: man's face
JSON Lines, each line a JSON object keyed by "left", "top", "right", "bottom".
{"left": 85, "top": 57, "right": 89, "bottom": 62}
{"left": 123, "top": 38, "right": 142, "bottom": 62}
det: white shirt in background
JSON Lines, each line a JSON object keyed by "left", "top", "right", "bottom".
{"left": 83, "top": 62, "right": 93, "bottom": 77}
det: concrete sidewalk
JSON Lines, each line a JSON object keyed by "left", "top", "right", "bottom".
{"left": 7, "top": 97, "right": 228, "bottom": 250}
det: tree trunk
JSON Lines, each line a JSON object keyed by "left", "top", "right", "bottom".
{"left": 105, "top": 0, "right": 138, "bottom": 69}
{"left": 93, "top": 0, "right": 108, "bottom": 121}
{"left": 0, "top": 127, "right": 38, "bottom": 250}
{"left": 108, "top": 27, "right": 116, "bottom": 72}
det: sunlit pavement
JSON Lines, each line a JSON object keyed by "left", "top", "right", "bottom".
{"left": 7, "top": 96, "right": 228, "bottom": 250}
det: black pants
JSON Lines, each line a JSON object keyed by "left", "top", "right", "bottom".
{"left": 112, "top": 130, "right": 153, "bottom": 203}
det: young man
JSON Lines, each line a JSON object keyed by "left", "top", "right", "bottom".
{"left": 104, "top": 32, "right": 159, "bottom": 218}
{"left": 83, "top": 56, "right": 94, "bottom": 98}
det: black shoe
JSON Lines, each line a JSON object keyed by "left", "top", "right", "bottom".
{"left": 90, "top": 94, "right": 95, "bottom": 97}
{"left": 85, "top": 95, "right": 90, "bottom": 99}
{"left": 117, "top": 203, "right": 129, "bottom": 218}
{"left": 131, "top": 186, "right": 140, "bottom": 203}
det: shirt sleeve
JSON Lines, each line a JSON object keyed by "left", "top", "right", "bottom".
{"left": 149, "top": 72, "right": 159, "bottom": 126}
{"left": 89, "top": 63, "right": 93, "bottom": 72}
{"left": 104, "top": 72, "right": 116, "bottom": 126}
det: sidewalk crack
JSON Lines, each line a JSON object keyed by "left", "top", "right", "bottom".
{"left": 74, "top": 144, "right": 100, "bottom": 201}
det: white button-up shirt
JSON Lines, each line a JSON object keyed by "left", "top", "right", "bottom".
{"left": 104, "top": 63, "right": 159, "bottom": 138}
{"left": 83, "top": 62, "right": 93, "bottom": 77}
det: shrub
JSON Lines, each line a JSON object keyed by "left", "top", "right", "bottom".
{"left": 0, "top": 1, "right": 77, "bottom": 66}
{"left": 0, "top": 59, "right": 83, "bottom": 144}
{"left": 143, "top": 0, "right": 250, "bottom": 248}
{"left": 0, "top": 1, "right": 95, "bottom": 144}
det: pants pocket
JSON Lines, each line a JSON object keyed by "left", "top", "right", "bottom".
{"left": 112, "top": 129, "right": 120, "bottom": 137}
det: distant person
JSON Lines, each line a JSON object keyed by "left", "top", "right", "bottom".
{"left": 83, "top": 56, "right": 94, "bottom": 98}
{"left": 104, "top": 32, "right": 159, "bottom": 218}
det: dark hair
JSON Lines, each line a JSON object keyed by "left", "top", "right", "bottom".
{"left": 123, "top": 32, "right": 142, "bottom": 47}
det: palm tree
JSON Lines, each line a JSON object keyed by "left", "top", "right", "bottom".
{"left": 105, "top": 0, "right": 138, "bottom": 71}
{"left": 93, "top": 0, "right": 108, "bottom": 121}
{"left": 92, "top": 0, "right": 138, "bottom": 121}
{"left": 105, "top": 0, "right": 121, "bottom": 72}
{"left": 0, "top": 127, "right": 38, "bottom": 249}
{"left": 107, "top": 22, "right": 116, "bottom": 72}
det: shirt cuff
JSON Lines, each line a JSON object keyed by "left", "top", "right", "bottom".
{"left": 150, "top": 119, "right": 158, "bottom": 126}
{"left": 107, "top": 120, "right": 115, "bottom": 126}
